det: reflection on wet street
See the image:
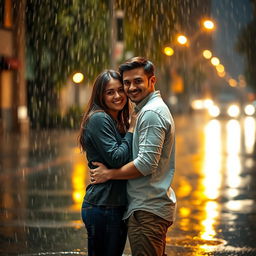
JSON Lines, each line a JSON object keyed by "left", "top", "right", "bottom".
{"left": 168, "top": 114, "right": 256, "bottom": 255}
{"left": 1, "top": 113, "right": 256, "bottom": 255}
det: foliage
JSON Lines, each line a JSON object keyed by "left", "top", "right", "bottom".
{"left": 61, "top": 106, "right": 84, "bottom": 129}
{"left": 115, "top": 0, "right": 180, "bottom": 65}
{"left": 29, "top": 104, "right": 83, "bottom": 129}
{"left": 236, "top": 18, "right": 256, "bottom": 91}
{"left": 26, "top": 0, "right": 110, "bottom": 85}
{"left": 25, "top": 0, "right": 200, "bottom": 127}
{"left": 26, "top": 0, "right": 110, "bottom": 128}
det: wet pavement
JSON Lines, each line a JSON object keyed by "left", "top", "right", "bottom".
{"left": 1, "top": 113, "right": 256, "bottom": 256}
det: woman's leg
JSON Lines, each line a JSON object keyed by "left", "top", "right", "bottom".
{"left": 81, "top": 203, "right": 127, "bottom": 256}
{"left": 81, "top": 203, "right": 105, "bottom": 256}
{"left": 104, "top": 207, "right": 127, "bottom": 256}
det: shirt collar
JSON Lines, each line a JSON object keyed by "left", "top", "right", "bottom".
{"left": 134, "top": 90, "right": 161, "bottom": 113}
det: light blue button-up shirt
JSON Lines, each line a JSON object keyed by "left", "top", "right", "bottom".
{"left": 123, "top": 91, "right": 176, "bottom": 222}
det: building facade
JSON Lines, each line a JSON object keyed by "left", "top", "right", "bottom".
{"left": 0, "top": 0, "right": 29, "bottom": 133}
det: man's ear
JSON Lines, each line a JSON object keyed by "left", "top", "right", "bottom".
{"left": 150, "top": 76, "right": 156, "bottom": 89}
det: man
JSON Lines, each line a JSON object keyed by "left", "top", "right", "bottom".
{"left": 90, "top": 57, "right": 176, "bottom": 256}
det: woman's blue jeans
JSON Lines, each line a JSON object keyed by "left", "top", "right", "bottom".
{"left": 81, "top": 202, "right": 127, "bottom": 256}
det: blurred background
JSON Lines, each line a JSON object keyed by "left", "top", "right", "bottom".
{"left": 1, "top": 0, "right": 256, "bottom": 255}
{"left": 1, "top": 0, "right": 256, "bottom": 132}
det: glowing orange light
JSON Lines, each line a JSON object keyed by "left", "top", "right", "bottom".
{"left": 203, "top": 19, "right": 215, "bottom": 30}
{"left": 211, "top": 57, "right": 220, "bottom": 66}
{"left": 177, "top": 35, "right": 187, "bottom": 45}
{"left": 163, "top": 47, "right": 174, "bottom": 56}
{"left": 72, "top": 72, "right": 84, "bottom": 84}
{"left": 202, "top": 50, "right": 212, "bottom": 59}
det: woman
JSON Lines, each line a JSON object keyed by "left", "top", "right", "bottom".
{"left": 78, "top": 70, "right": 135, "bottom": 256}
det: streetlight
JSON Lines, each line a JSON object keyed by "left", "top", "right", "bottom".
{"left": 238, "top": 75, "right": 247, "bottom": 87}
{"left": 72, "top": 72, "right": 84, "bottom": 84}
{"left": 163, "top": 46, "right": 174, "bottom": 56}
{"left": 228, "top": 78, "right": 238, "bottom": 87}
{"left": 216, "top": 64, "right": 225, "bottom": 73}
{"left": 210, "top": 57, "right": 220, "bottom": 66}
{"left": 202, "top": 19, "right": 215, "bottom": 31}
{"left": 217, "top": 71, "right": 226, "bottom": 78}
{"left": 72, "top": 72, "right": 85, "bottom": 106}
{"left": 202, "top": 49, "right": 212, "bottom": 59}
{"left": 177, "top": 35, "right": 188, "bottom": 45}
{"left": 202, "top": 50, "right": 228, "bottom": 78}
{"left": 165, "top": 19, "right": 215, "bottom": 113}
{"left": 177, "top": 19, "right": 215, "bottom": 47}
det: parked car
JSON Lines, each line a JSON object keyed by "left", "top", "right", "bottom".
{"left": 208, "top": 89, "right": 255, "bottom": 118}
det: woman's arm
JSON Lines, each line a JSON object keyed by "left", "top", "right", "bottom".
{"left": 86, "top": 112, "right": 133, "bottom": 168}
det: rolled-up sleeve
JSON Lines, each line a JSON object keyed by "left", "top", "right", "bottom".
{"left": 87, "top": 112, "right": 133, "bottom": 168}
{"left": 133, "top": 110, "right": 167, "bottom": 176}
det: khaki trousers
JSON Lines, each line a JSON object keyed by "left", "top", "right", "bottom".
{"left": 127, "top": 210, "right": 172, "bottom": 256}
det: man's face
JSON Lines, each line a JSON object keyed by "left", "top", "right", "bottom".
{"left": 123, "top": 67, "right": 156, "bottom": 104}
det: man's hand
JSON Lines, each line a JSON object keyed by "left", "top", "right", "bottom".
{"left": 90, "top": 162, "right": 110, "bottom": 184}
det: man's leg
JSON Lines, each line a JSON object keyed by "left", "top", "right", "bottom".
{"left": 127, "top": 210, "right": 172, "bottom": 256}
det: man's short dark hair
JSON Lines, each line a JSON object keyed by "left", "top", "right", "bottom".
{"left": 119, "top": 56, "right": 155, "bottom": 78}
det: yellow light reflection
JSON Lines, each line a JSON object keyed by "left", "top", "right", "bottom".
{"left": 176, "top": 178, "right": 192, "bottom": 197}
{"left": 244, "top": 117, "right": 256, "bottom": 154}
{"left": 196, "top": 119, "right": 222, "bottom": 251}
{"left": 227, "top": 188, "right": 239, "bottom": 198}
{"left": 226, "top": 199, "right": 254, "bottom": 213}
{"left": 226, "top": 120, "right": 241, "bottom": 155}
{"left": 201, "top": 202, "right": 218, "bottom": 240}
{"left": 227, "top": 156, "right": 241, "bottom": 188}
{"left": 72, "top": 148, "right": 87, "bottom": 209}
{"left": 179, "top": 218, "right": 191, "bottom": 231}
{"left": 226, "top": 120, "right": 242, "bottom": 189}
{"left": 203, "top": 120, "right": 222, "bottom": 199}
{"left": 179, "top": 207, "right": 191, "bottom": 218}
{"left": 179, "top": 206, "right": 192, "bottom": 231}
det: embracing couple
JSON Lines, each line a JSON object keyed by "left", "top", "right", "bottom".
{"left": 78, "top": 56, "right": 176, "bottom": 256}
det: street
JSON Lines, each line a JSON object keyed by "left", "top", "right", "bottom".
{"left": 1, "top": 112, "right": 256, "bottom": 256}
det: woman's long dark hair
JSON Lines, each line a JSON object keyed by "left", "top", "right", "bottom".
{"left": 78, "top": 70, "right": 130, "bottom": 152}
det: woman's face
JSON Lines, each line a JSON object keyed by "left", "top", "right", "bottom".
{"left": 103, "top": 78, "right": 127, "bottom": 118}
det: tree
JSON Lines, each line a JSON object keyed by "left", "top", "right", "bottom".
{"left": 26, "top": 0, "right": 111, "bottom": 127}
{"left": 115, "top": 0, "right": 180, "bottom": 64}
{"left": 25, "top": 0, "right": 207, "bottom": 127}
{"left": 27, "top": 0, "right": 111, "bottom": 84}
